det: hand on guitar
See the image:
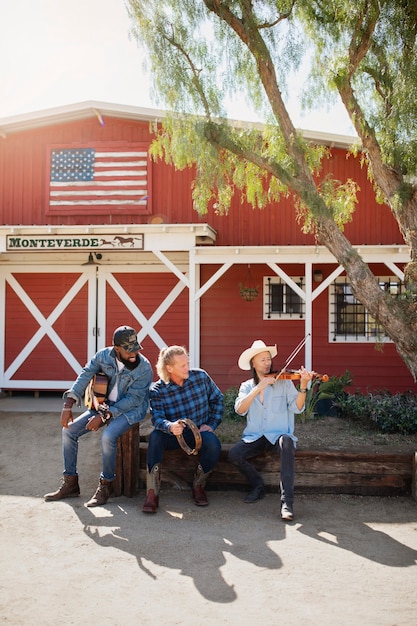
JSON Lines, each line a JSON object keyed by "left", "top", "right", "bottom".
{"left": 61, "top": 398, "right": 75, "bottom": 428}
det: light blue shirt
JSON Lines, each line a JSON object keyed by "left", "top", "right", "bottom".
{"left": 235, "top": 378, "right": 302, "bottom": 446}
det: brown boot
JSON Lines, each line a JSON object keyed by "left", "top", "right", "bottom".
{"left": 86, "top": 478, "right": 113, "bottom": 508}
{"left": 142, "top": 489, "right": 159, "bottom": 513}
{"left": 142, "top": 464, "right": 161, "bottom": 513}
{"left": 44, "top": 475, "right": 80, "bottom": 501}
{"left": 192, "top": 464, "right": 210, "bottom": 506}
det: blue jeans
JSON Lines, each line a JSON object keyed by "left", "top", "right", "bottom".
{"left": 228, "top": 435, "right": 295, "bottom": 504}
{"left": 146, "top": 428, "right": 221, "bottom": 474}
{"left": 62, "top": 409, "right": 131, "bottom": 481}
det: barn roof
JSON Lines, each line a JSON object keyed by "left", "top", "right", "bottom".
{"left": 0, "top": 100, "right": 358, "bottom": 149}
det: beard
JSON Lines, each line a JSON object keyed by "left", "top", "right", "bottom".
{"left": 118, "top": 354, "right": 140, "bottom": 370}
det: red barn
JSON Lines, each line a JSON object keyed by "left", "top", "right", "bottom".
{"left": 0, "top": 101, "right": 412, "bottom": 394}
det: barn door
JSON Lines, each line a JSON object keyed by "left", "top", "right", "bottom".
{"left": 0, "top": 262, "right": 190, "bottom": 391}
{"left": 0, "top": 265, "right": 100, "bottom": 390}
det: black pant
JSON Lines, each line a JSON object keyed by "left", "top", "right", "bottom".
{"left": 228, "top": 435, "right": 295, "bottom": 504}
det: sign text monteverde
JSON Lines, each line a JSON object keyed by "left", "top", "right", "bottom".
{"left": 6, "top": 234, "right": 144, "bottom": 251}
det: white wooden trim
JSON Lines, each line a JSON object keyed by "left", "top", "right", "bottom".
{"left": 0, "top": 243, "right": 409, "bottom": 389}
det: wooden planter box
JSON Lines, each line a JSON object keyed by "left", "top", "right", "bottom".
{"left": 114, "top": 427, "right": 417, "bottom": 500}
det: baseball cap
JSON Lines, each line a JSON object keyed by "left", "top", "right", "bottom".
{"left": 113, "top": 326, "right": 142, "bottom": 353}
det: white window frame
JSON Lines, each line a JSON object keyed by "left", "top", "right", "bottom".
{"left": 263, "top": 276, "right": 305, "bottom": 320}
{"left": 328, "top": 276, "right": 402, "bottom": 343}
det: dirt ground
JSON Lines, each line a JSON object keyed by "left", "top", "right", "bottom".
{"left": 1, "top": 409, "right": 417, "bottom": 626}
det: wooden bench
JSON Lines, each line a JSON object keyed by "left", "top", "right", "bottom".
{"left": 113, "top": 425, "right": 417, "bottom": 500}
{"left": 138, "top": 443, "right": 415, "bottom": 497}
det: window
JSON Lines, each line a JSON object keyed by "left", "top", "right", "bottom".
{"left": 330, "top": 277, "right": 404, "bottom": 342}
{"left": 263, "top": 276, "right": 305, "bottom": 320}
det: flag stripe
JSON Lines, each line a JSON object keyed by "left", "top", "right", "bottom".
{"left": 50, "top": 199, "right": 148, "bottom": 206}
{"left": 50, "top": 180, "right": 146, "bottom": 187}
{"left": 49, "top": 147, "right": 149, "bottom": 210}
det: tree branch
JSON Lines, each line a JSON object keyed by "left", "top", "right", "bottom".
{"left": 336, "top": 3, "right": 403, "bottom": 202}
{"left": 203, "top": 0, "right": 313, "bottom": 182}
{"left": 163, "top": 26, "right": 213, "bottom": 119}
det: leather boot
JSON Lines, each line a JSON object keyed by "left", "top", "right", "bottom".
{"left": 244, "top": 482, "right": 265, "bottom": 504}
{"left": 192, "top": 464, "right": 210, "bottom": 506}
{"left": 86, "top": 478, "right": 113, "bottom": 508}
{"left": 142, "top": 464, "right": 161, "bottom": 514}
{"left": 44, "top": 475, "right": 80, "bottom": 501}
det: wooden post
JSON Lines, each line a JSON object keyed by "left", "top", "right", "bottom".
{"left": 113, "top": 423, "right": 140, "bottom": 497}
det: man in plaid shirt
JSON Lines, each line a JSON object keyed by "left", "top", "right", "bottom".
{"left": 142, "top": 345, "right": 223, "bottom": 513}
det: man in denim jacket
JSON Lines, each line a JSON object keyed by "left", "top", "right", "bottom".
{"left": 44, "top": 326, "right": 153, "bottom": 507}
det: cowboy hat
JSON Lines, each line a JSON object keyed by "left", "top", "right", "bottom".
{"left": 238, "top": 340, "right": 277, "bottom": 370}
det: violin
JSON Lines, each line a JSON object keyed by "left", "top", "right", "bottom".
{"left": 264, "top": 334, "right": 329, "bottom": 383}
{"left": 265, "top": 369, "right": 329, "bottom": 382}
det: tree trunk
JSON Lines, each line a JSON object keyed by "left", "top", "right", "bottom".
{"left": 316, "top": 215, "right": 417, "bottom": 380}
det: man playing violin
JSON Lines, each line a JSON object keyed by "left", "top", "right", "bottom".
{"left": 229, "top": 340, "right": 314, "bottom": 521}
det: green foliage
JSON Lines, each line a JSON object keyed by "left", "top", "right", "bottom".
{"left": 299, "top": 370, "right": 352, "bottom": 422}
{"left": 222, "top": 386, "right": 240, "bottom": 421}
{"left": 127, "top": 0, "right": 417, "bottom": 219}
{"left": 337, "top": 390, "right": 417, "bottom": 435}
{"left": 318, "top": 370, "right": 352, "bottom": 399}
{"left": 298, "top": 0, "right": 417, "bottom": 179}
{"left": 127, "top": 0, "right": 417, "bottom": 372}
{"left": 126, "top": 0, "right": 363, "bottom": 228}
{"left": 298, "top": 378, "right": 323, "bottom": 422}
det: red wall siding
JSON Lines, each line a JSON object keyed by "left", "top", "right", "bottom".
{"left": 0, "top": 117, "right": 403, "bottom": 247}
{"left": 0, "top": 112, "right": 412, "bottom": 394}
{"left": 310, "top": 275, "right": 413, "bottom": 393}
{"left": 200, "top": 264, "right": 311, "bottom": 389}
{"left": 199, "top": 264, "right": 415, "bottom": 394}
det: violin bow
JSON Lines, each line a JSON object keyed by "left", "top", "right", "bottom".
{"left": 275, "top": 333, "right": 311, "bottom": 379}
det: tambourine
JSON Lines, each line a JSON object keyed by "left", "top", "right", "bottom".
{"left": 176, "top": 419, "right": 202, "bottom": 456}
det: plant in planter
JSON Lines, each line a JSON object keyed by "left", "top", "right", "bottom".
{"left": 314, "top": 370, "right": 352, "bottom": 417}
{"left": 239, "top": 264, "right": 259, "bottom": 301}
{"left": 298, "top": 370, "right": 352, "bottom": 422}
{"left": 239, "top": 284, "right": 259, "bottom": 301}
{"left": 222, "top": 386, "right": 240, "bottom": 421}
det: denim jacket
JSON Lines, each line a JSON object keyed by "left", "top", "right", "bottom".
{"left": 63, "top": 347, "right": 153, "bottom": 425}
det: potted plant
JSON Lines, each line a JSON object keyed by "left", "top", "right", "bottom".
{"left": 299, "top": 370, "right": 352, "bottom": 422}
{"left": 315, "top": 370, "right": 352, "bottom": 417}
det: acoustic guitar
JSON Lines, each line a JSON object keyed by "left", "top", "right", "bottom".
{"left": 84, "top": 372, "right": 109, "bottom": 410}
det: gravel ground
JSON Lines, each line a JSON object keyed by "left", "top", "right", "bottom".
{"left": 1, "top": 410, "right": 416, "bottom": 626}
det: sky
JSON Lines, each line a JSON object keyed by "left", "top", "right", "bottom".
{"left": 0, "top": 0, "right": 355, "bottom": 135}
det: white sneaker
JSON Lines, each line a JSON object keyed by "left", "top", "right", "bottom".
{"left": 281, "top": 502, "right": 294, "bottom": 521}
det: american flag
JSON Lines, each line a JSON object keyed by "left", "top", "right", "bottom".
{"left": 49, "top": 147, "right": 148, "bottom": 211}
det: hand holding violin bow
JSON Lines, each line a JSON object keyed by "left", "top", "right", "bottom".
{"left": 265, "top": 333, "right": 329, "bottom": 387}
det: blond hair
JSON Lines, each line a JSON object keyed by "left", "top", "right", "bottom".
{"left": 157, "top": 345, "right": 188, "bottom": 382}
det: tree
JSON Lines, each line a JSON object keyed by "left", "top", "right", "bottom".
{"left": 126, "top": 0, "right": 417, "bottom": 379}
